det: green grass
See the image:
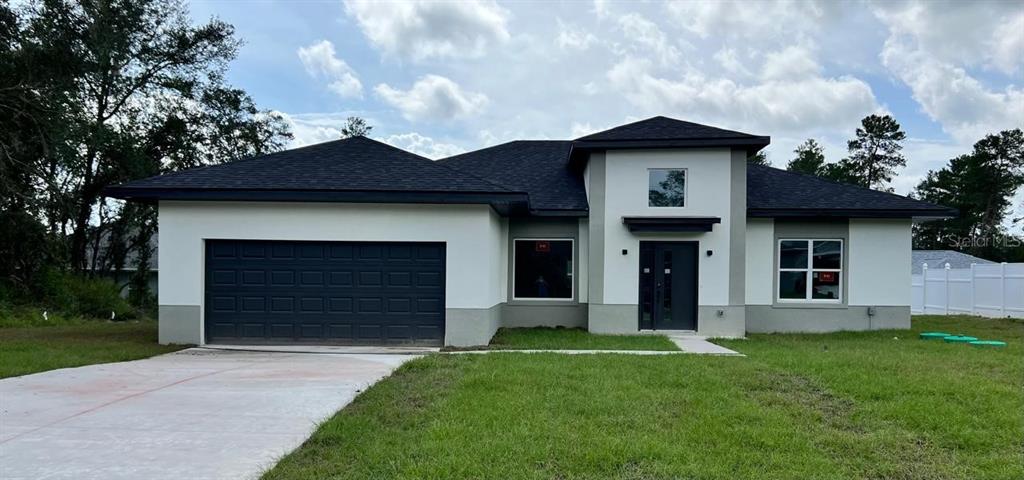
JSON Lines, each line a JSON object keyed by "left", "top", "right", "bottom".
{"left": 264, "top": 316, "right": 1023, "bottom": 480}
{"left": 479, "top": 327, "right": 679, "bottom": 351}
{"left": 0, "top": 320, "right": 186, "bottom": 379}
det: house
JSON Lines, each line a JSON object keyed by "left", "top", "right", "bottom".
{"left": 911, "top": 250, "right": 994, "bottom": 274}
{"left": 104, "top": 116, "right": 956, "bottom": 346}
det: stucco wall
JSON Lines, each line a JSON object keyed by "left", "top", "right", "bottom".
{"left": 745, "top": 218, "right": 774, "bottom": 305}
{"left": 744, "top": 217, "right": 913, "bottom": 333}
{"left": 157, "top": 201, "right": 506, "bottom": 346}
{"left": 601, "top": 148, "right": 735, "bottom": 306}
{"left": 587, "top": 148, "right": 744, "bottom": 336}
{"left": 848, "top": 218, "right": 912, "bottom": 306}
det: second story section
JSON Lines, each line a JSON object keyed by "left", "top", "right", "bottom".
{"left": 574, "top": 116, "right": 769, "bottom": 225}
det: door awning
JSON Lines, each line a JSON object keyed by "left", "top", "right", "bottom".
{"left": 622, "top": 216, "right": 721, "bottom": 232}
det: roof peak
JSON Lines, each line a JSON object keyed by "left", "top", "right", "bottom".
{"left": 575, "top": 116, "right": 765, "bottom": 142}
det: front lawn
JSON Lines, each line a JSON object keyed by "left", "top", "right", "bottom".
{"left": 265, "top": 315, "right": 1023, "bottom": 479}
{"left": 0, "top": 320, "right": 185, "bottom": 379}
{"left": 483, "top": 327, "right": 679, "bottom": 351}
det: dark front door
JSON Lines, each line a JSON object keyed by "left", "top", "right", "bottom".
{"left": 639, "top": 242, "right": 698, "bottom": 330}
{"left": 204, "top": 240, "right": 445, "bottom": 346}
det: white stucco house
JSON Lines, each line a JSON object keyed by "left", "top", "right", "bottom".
{"left": 106, "top": 116, "right": 957, "bottom": 346}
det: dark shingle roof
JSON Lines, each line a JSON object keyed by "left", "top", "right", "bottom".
{"left": 437, "top": 141, "right": 587, "bottom": 213}
{"left": 577, "top": 116, "right": 763, "bottom": 142}
{"left": 747, "top": 165, "right": 957, "bottom": 217}
{"left": 109, "top": 136, "right": 513, "bottom": 194}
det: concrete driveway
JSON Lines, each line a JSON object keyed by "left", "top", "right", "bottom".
{"left": 0, "top": 348, "right": 420, "bottom": 480}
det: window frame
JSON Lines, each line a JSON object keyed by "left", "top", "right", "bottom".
{"left": 647, "top": 168, "right": 688, "bottom": 208}
{"left": 776, "top": 238, "right": 843, "bottom": 303}
{"left": 511, "top": 238, "right": 576, "bottom": 302}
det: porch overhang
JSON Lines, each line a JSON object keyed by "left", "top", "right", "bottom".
{"left": 622, "top": 216, "right": 722, "bottom": 232}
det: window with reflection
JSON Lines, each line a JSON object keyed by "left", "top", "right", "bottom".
{"left": 648, "top": 169, "right": 686, "bottom": 207}
{"left": 778, "top": 239, "right": 842, "bottom": 302}
{"left": 513, "top": 239, "right": 573, "bottom": 300}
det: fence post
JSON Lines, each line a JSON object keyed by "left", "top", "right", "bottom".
{"left": 944, "top": 263, "right": 950, "bottom": 315}
{"left": 969, "top": 263, "right": 976, "bottom": 315}
{"left": 922, "top": 263, "right": 928, "bottom": 314}
{"left": 1000, "top": 262, "right": 1007, "bottom": 318}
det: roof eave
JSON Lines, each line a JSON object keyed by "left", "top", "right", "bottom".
{"left": 747, "top": 208, "right": 959, "bottom": 220}
{"left": 104, "top": 186, "right": 530, "bottom": 214}
{"left": 569, "top": 137, "right": 770, "bottom": 169}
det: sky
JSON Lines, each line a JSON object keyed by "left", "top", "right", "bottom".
{"left": 187, "top": 0, "right": 1024, "bottom": 230}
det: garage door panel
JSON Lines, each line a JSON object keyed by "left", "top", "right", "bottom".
{"left": 205, "top": 240, "right": 444, "bottom": 345}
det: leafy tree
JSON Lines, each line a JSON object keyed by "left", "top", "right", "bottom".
{"left": 747, "top": 150, "right": 769, "bottom": 166}
{"left": 0, "top": 0, "right": 291, "bottom": 305}
{"left": 339, "top": 116, "right": 372, "bottom": 138}
{"left": 842, "top": 114, "right": 907, "bottom": 190}
{"left": 787, "top": 139, "right": 826, "bottom": 176}
{"left": 913, "top": 129, "right": 1024, "bottom": 260}
{"left": 820, "top": 159, "right": 868, "bottom": 187}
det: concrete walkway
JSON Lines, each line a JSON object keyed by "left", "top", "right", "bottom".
{"left": 0, "top": 349, "right": 418, "bottom": 480}
{"left": 447, "top": 336, "right": 743, "bottom": 356}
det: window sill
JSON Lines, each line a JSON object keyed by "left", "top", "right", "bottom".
{"left": 771, "top": 303, "right": 847, "bottom": 310}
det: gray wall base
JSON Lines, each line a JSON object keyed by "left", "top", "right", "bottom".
{"left": 445, "top": 305, "right": 502, "bottom": 347}
{"left": 697, "top": 306, "right": 746, "bottom": 338}
{"left": 158, "top": 305, "right": 202, "bottom": 345}
{"left": 588, "top": 304, "right": 639, "bottom": 334}
{"left": 746, "top": 305, "right": 910, "bottom": 333}
{"left": 502, "top": 303, "right": 587, "bottom": 328}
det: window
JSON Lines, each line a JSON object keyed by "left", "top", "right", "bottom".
{"left": 513, "top": 239, "right": 573, "bottom": 300}
{"left": 778, "top": 239, "right": 842, "bottom": 302}
{"left": 648, "top": 168, "right": 686, "bottom": 207}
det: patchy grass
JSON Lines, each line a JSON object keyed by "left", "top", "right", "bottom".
{"left": 0, "top": 320, "right": 185, "bottom": 378}
{"left": 265, "top": 316, "right": 1023, "bottom": 480}
{"left": 479, "top": 327, "right": 678, "bottom": 351}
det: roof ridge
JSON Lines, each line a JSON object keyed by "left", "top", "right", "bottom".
{"left": 749, "top": 164, "right": 954, "bottom": 211}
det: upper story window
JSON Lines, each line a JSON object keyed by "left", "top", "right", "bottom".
{"left": 648, "top": 168, "right": 686, "bottom": 207}
{"left": 778, "top": 239, "right": 843, "bottom": 302}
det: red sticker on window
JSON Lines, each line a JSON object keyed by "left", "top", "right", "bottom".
{"left": 818, "top": 272, "right": 836, "bottom": 282}
{"left": 535, "top": 241, "right": 551, "bottom": 252}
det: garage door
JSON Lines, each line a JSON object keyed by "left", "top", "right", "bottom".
{"left": 204, "top": 240, "right": 445, "bottom": 345}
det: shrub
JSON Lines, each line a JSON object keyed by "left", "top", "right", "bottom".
{"left": 36, "top": 269, "right": 136, "bottom": 320}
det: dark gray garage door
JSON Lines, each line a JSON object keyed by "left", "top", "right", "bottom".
{"left": 205, "top": 240, "right": 445, "bottom": 345}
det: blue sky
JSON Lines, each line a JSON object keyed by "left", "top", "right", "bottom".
{"left": 188, "top": 0, "right": 1023, "bottom": 227}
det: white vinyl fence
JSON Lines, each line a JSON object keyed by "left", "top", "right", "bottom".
{"left": 911, "top": 263, "right": 1024, "bottom": 318}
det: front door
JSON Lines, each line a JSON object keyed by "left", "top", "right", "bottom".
{"left": 639, "top": 242, "right": 698, "bottom": 330}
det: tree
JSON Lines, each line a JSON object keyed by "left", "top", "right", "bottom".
{"left": 339, "top": 116, "right": 372, "bottom": 138}
{"left": 0, "top": 0, "right": 291, "bottom": 303}
{"left": 843, "top": 114, "right": 907, "bottom": 190}
{"left": 820, "top": 159, "right": 867, "bottom": 187}
{"left": 913, "top": 129, "right": 1024, "bottom": 260}
{"left": 11, "top": 0, "right": 291, "bottom": 273}
{"left": 747, "top": 150, "right": 769, "bottom": 166}
{"left": 787, "top": 139, "right": 826, "bottom": 176}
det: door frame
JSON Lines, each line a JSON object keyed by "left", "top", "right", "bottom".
{"left": 637, "top": 240, "right": 699, "bottom": 331}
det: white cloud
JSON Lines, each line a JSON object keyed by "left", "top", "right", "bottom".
{"left": 872, "top": 1, "right": 1024, "bottom": 74}
{"left": 375, "top": 75, "right": 488, "bottom": 121}
{"left": 617, "top": 13, "right": 681, "bottom": 66}
{"left": 760, "top": 45, "right": 820, "bottom": 81}
{"left": 276, "top": 112, "right": 350, "bottom": 147}
{"left": 713, "top": 48, "right": 751, "bottom": 77}
{"left": 555, "top": 19, "right": 597, "bottom": 51}
{"left": 296, "top": 40, "right": 363, "bottom": 98}
{"left": 343, "top": 0, "right": 510, "bottom": 61}
{"left": 875, "top": 2, "right": 1024, "bottom": 142}
{"left": 380, "top": 132, "right": 465, "bottom": 159}
{"left": 606, "top": 57, "right": 878, "bottom": 135}
{"left": 666, "top": 0, "right": 832, "bottom": 41}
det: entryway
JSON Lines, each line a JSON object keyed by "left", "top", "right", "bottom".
{"left": 639, "top": 241, "right": 698, "bottom": 330}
